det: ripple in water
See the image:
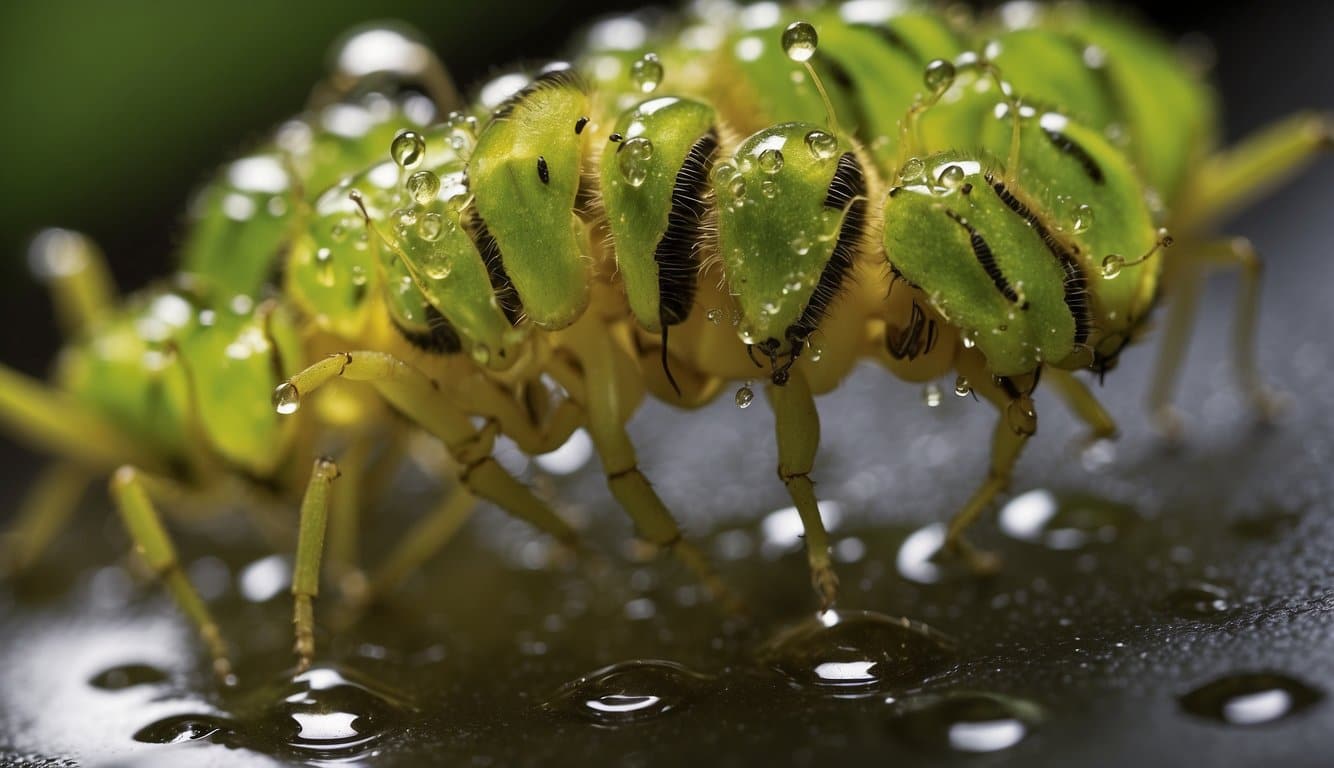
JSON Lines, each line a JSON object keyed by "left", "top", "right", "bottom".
{"left": 760, "top": 610, "right": 956, "bottom": 697}
{"left": 1179, "top": 672, "right": 1323, "bottom": 725}
{"left": 998, "top": 490, "right": 1135, "bottom": 550}
{"left": 88, "top": 663, "right": 168, "bottom": 691}
{"left": 544, "top": 660, "right": 710, "bottom": 727}
{"left": 133, "top": 665, "right": 412, "bottom": 760}
{"left": 887, "top": 691, "right": 1043, "bottom": 753}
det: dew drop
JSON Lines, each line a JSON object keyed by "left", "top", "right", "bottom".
{"left": 89, "top": 663, "right": 168, "bottom": 691}
{"left": 390, "top": 129, "right": 426, "bottom": 169}
{"left": 273, "top": 381, "right": 301, "bottom": 415}
{"left": 1162, "top": 581, "right": 1234, "bottom": 618}
{"left": 805, "top": 130, "right": 838, "bottom": 162}
{"left": 314, "top": 247, "right": 335, "bottom": 287}
{"left": 782, "top": 21, "right": 819, "bottom": 62}
{"left": 418, "top": 212, "right": 445, "bottom": 242}
{"left": 350, "top": 264, "right": 369, "bottom": 286}
{"left": 758, "top": 147, "right": 785, "bottom": 174}
{"left": 887, "top": 691, "right": 1043, "bottom": 753}
{"left": 735, "top": 384, "right": 755, "bottom": 409}
{"left": 269, "top": 666, "right": 413, "bottom": 760}
{"left": 953, "top": 375, "right": 971, "bottom": 397}
{"left": 544, "top": 660, "right": 709, "bottom": 727}
{"left": 631, "top": 52, "right": 664, "bottom": 93}
{"left": 706, "top": 308, "right": 723, "bottom": 325}
{"left": 1071, "top": 203, "right": 1094, "bottom": 233}
{"left": 922, "top": 383, "right": 942, "bottom": 408}
{"left": 900, "top": 157, "right": 926, "bottom": 182}
{"left": 618, "top": 136, "right": 654, "bottom": 188}
{"left": 761, "top": 179, "right": 779, "bottom": 198}
{"left": 1101, "top": 253, "right": 1124, "bottom": 279}
{"left": 1179, "top": 673, "right": 1322, "bottom": 726}
{"left": 760, "top": 610, "right": 956, "bottom": 696}
{"left": 937, "top": 164, "right": 965, "bottom": 189}
{"left": 924, "top": 59, "right": 956, "bottom": 95}
{"left": 406, "top": 170, "right": 440, "bottom": 205}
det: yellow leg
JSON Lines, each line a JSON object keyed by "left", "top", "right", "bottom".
{"left": 1, "top": 462, "right": 91, "bottom": 574}
{"left": 365, "top": 484, "right": 475, "bottom": 602}
{"left": 326, "top": 436, "right": 371, "bottom": 596}
{"left": 766, "top": 367, "right": 838, "bottom": 609}
{"left": 1045, "top": 369, "right": 1118, "bottom": 444}
{"left": 291, "top": 458, "right": 340, "bottom": 673}
{"left": 279, "top": 352, "right": 577, "bottom": 548}
{"left": 942, "top": 354, "right": 1038, "bottom": 573}
{"left": 565, "top": 322, "right": 740, "bottom": 613}
{"left": 110, "top": 466, "right": 232, "bottom": 683}
{"left": 28, "top": 228, "right": 116, "bottom": 337}
{"left": 1176, "top": 112, "right": 1331, "bottom": 230}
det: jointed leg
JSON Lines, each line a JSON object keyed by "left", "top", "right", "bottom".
{"left": 326, "top": 436, "right": 371, "bottom": 597}
{"left": 28, "top": 228, "right": 116, "bottom": 337}
{"left": 363, "top": 484, "right": 474, "bottom": 604}
{"left": 1, "top": 462, "right": 91, "bottom": 574}
{"left": 1045, "top": 369, "right": 1118, "bottom": 444}
{"left": 766, "top": 367, "right": 838, "bottom": 609}
{"left": 110, "top": 466, "right": 232, "bottom": 683}
{"left": 291, "top": 458, "right": 340, "bottom": 672}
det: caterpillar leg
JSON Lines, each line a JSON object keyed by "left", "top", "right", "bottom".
{"left": 280, "top": 352, "right": 578, "bottom": 548}
{"left": 765, "top": 367, "right": 838, "bottom": 610}
{"left": 1149, "top": 237, "right": 1278, "bottom": 437}
{"left": 567, "top": 323, "right": 740, "bottom": 613}
{"left": 326, "top": 435, "right": 371, "bottom": 597}
{"left": 942, "top": 354, "right": 1038, "bottom": 573}
{"left": 1176, "top": 112, "right": 1332, "bottom": 230}
{"left": 1045, "top": 369, "right": 1118, "bottom": 444}
{"left": 110, "top": 466, "right": 232, "bottom": 683}
{"left": 291, "top": 458, "right": 341, "bottom": 673}
{"left": 1, "top": 462, "right": 91, "bottom": 574}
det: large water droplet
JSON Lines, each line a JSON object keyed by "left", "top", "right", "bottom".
{"left": 273, "top": 382, "right": 301, "bottom": 415}
{"left": 782, "top": 21, "right": 819, "bottom": 62}
{"left": 937, "top": 164, "right": 965, "bottom": 189}
{"left": 1101, "top": 253, "right": 1124, "bottom": 279}
{"left": 1179, "top": 673, "right": 1322, "bottom": 726}
{"left": 887, "top": 691, "right": 1043, "bottom": 753}
{"left": 999, "top": 490, "right": 1136, "bottom": 550}
{"left": 900, "top": 157, "right": 926, "bottom": 182}
{"left": 758, "top": 147, "right": 784, "bottom": 174}
{"left": 89, "top": 663, "right": 169, "bottom": 690}
{"left": 735, "top": 384, "right": 755, "bottom": 409}
{"left": 924, "top": 59, "right": 956, "bottom": 95}
{"left": 760, "top": 610, "right": 956, "bottom": 696}
{"left": 268, "top": 665, "right": 414, "bottom": 760}
{"left": 390, "top": 129, "right": 426, "bottom": 170}
{"left": 618, "top": 136, "right": 654, "bottom": 188}
{"left": 134, "top": 713, "right": 235, "bottom": 745}
{"left": 805, "top": 129, "right": 838, "bottom": 160}
{"left": 1071, "top": 203, "right": 1094, "bottom": 233}
{"left": 544, "top": 660, "right": 709, "bottom": 726}
{"left": 406, "top": 170, "right": 440, "bottom": 205}
{"left": 631, "top": 52, "right": 664, "bottom": 93}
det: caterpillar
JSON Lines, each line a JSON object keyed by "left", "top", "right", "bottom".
{"left": 0, "top": 1, "right": 1327, "bottom": 685}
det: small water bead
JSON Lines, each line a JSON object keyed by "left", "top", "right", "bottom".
{"left": 706, "top": 308, "right": 723, "bottom": 325}
{"left": 618, "top": 136, "right": 654, "bottom": 188}
{"left": 886, "top": 692, "right": 1043, "bottom": 754}
{"left": 922, "top": 383, "right": 942, "bottom": 408}
{"left": 406, "top": 170, "right": 441, "bottom": 205}
{"left": 544, "top": 660, "right": 710, "bottom": 727}
{"left": 761, "top": 179, "right": 779, "bottom": 198}
{"left": 418, "top": 212, "right": 445, "bottom": 242}
{"left": 923, "top": 58, "right": 956, "bottom": 95}
{"left": 936, "top": 164, "right": 965, "bottom": 189}
{"left": 1179, "top": 673, "right": 1323, "bottom": 726}
{"left": 1163, "top": 581, "right": 1234, "bottom": 618}
{"left": 782, "top": 21, "right": 819, "bottom": 62}
{"left": 758, "top": 147, "right": 784, "bottom": 174}
{"left": 89, "top": 663, "right": 168, "bottom": 691}
{"left": 273, "top": 381, "right": 301, "bottom": 415}
{"left": 314, "top": 247, "right": 335, "bottom": 287}
{"left": 1101, "top": 253, "right": 1124, "bottom": 279}
{"left": 735, "top": 384, "right": 755, "bottom": 409}
{"left": 390, "top": 129, "right": 426, "bottom": 169}
{"left": 791, "top": 235, "right": 812, "bottom": 255}
{"left": 1071, "top": 203, "right": 1094, "bottom": 233}
{"left": 760, "top": 610, "right": 957, "bottom": 696}
{"left": 631, "top": 52, "right": 664, "bottom": 93}
{"left": 953, "top": 375, "right": 971, "bottom": 397}
{"left": 350, "top": 264, "right": 369, "bottom": 286}
{"left": 900, "top": 157, "right": 926, "bottom": 182}
{"left": 805, "top": 129, "right": 838, "bottom": 161}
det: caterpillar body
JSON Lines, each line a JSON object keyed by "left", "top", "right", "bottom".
{"left": 1, "top": 1, "right": 1327, "bottom": 682}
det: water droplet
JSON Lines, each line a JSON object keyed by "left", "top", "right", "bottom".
{"left": 1101, "top": 254, "right": 1124, "bottom": 279}
{"left": 711, "top": 160, "right": 739, "bottom": 186}
{"left": 134, "top": 714, "right": 235, "bottom": 745}
{"left": 314, "top": 247, "right": 335, "bottom": 287}
{"left": 89, "top": 663, "right": 168, "bottom": 690}
{"left": 735, "top": 384, "right": 755, "bottom": 409}
{"left": 924, "top": 59, "right": 956, "bottom": 95}
{"left": 350, "top": 264, "right": 369, "bottom": 286}
{"left": 961, "top": 330, "right": 977, "bottom": 349}
{"left": 418, "top": 212, "right": 444, "bottom": 242}
{"left": 805, "top": 129, "right": 838, "bottom": 160}
{"left": 1071, "top": 203, "right": 1094, "bottom": 233}
{"left": 270, "top": 666, "right": 413, "bottom": 760}
{"left": 782, "top": 21, "right": 819, "bottom": 62}
{"left": 922, "top": 383, "right": 942, "bottom": 408}
{"left": 887, "top": 691, "right": 1043, "bottom": 753}
{"left": 544, "top": 660, "right": 709, "bottom": 727}
{"left": 937, "top": 164, "right": 965, "bottom": 189}
{"left": 706, "top": 308, "right": 723, "bottom": 325}
{"left": 1179, "top": 673, "right": 1322, "bottom": 726}
{"left": 758, "top": 147, "right": 785, "bottom": 174}
{"left": 900, "top": 157, "right": 926, "bottom": 182}
{"left": 631, "top": 52, "right": 664, "bottom": 93}
{"left": 760, "top": 610, "right": 956, "bottom": 696}
{"left": 273, "top": 382, "right": 301, "bottom": 415}
{"left": 1163, "top": 581, "right": 1234, "bottom": 618}
{"left": 618, "top": 136, "right": 654, "bottom": 188}
{"left": 728, "top": 175, "right": 747, "bottom": 200}
{"left": 406, "top": 170, "right": 440, "bottom": 205}
{"left": 420, "top": 251, "right": 452, "bottom": 281}
{"left": 761, "top": 179, "right": 779, "bottom": 198}
{"left": 998, "top": 490, "right": 1137, "bottom": 550}
{"left": 390, "top": 129, "right": 426, "bottom": 169}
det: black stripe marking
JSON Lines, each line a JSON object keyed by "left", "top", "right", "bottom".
{"left": 1041, "top": 128, "right": 1105, "bottom": 184}
{"left": 490, "top": 66, "right": 581, "bottom": 121}
{"left": 391, "top": 305, "right": 463, "bottom": 355}
{"left": 656, "top": 130, "right": 718, "bottom": 327}
{"left": 886, "top": 300, "right": 930, "bottom": 361}
{"left": 468, "top": 214, "right": 525, "bottom": 326}
{"left": 536, "top": 155, "right": 550, "bottom": 185}
{"left": 786, "top": 152, "right": 866, "bottom": 344}
{"left": 987, "top": 176, "right": 1092, "bottom": 345}
{"left": 942, "top": 209, "right": 1027, "bottom": 307}
{"left": 574, "top": 116, "right": 589, "bottom": 134}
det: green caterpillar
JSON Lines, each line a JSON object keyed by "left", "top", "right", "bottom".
{"left": 1, "top": 2, "right": 1327, "bottom": 681}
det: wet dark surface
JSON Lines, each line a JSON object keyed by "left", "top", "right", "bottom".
{"left": 3, "top": 3, "right": 1334, "bottom": 768}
